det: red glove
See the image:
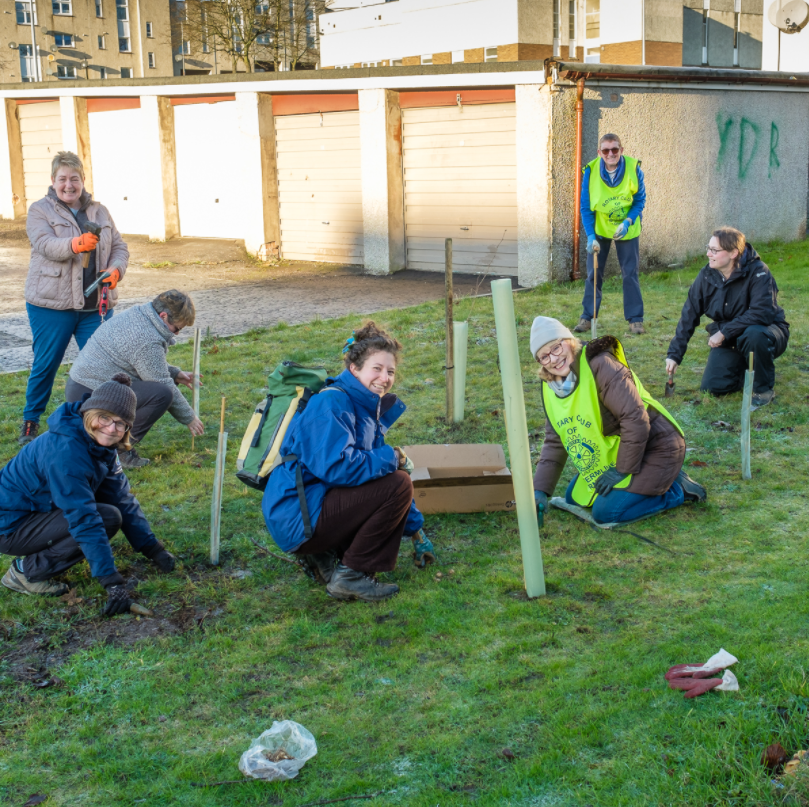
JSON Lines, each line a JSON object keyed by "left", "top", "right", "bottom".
{"left": 71, "top": 232, "right": 99, "bottom": 253}
{"left": 669, "top": 677, "right": 723, "bottom": 699}
{"left": 665, "top": 665, "right": 722, "bottom": 681}
{"left": 101, "top": 269, "right": 120, "bottom": 290}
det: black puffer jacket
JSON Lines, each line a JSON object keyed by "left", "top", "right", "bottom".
{"left": 667, "top": 244, "right": 788, "bottom": 365}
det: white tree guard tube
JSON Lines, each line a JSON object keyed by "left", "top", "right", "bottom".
{"left": 491, "top": 279, "right": 546, "bottom": 597}
{"left": 453, "top": 321, "right": 468, "bottom": 423}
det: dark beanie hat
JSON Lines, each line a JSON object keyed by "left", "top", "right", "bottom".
{"left": 80, "top": 373, "right": 137, "bottom": 426}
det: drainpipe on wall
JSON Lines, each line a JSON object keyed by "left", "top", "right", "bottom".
{"left": 571, "top": 76, "right": 585, "bottom": 282}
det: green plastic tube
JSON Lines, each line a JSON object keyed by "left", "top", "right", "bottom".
{"left": 453, "top": 321, "right": 468, "bottom": 423}
{"left": 491, "top": 279, "right": 546, "bottom": 597}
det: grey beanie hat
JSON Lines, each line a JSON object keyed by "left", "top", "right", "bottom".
{"left": 80, "top": 372, "right": 137, "bottom": 426}
{"left": 530, "top": 316, "right": 574, "bottom": 359}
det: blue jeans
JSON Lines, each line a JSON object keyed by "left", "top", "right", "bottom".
{"left": 581, "top": 235, "right": 643, "bottom": 323}
{"left": 565, "top": 475, "right": 684, "bottom": 525}
{"left": 23, "top": 303, "right": 113, "bottom": 423}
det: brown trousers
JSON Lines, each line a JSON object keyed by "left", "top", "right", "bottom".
{"left": 295, "top": 471, "right": 413, "bottom": 573}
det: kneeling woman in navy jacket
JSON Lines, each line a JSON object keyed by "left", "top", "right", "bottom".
{"left": 0, "top": 373, "right": 175, "bottom": 615}
{"left": 262, "top": 322, "right": 425, "bottom": 602}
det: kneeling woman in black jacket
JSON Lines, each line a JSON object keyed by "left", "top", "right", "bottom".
{"left": 0, "top": 374, "right": 175, "bottom": 615}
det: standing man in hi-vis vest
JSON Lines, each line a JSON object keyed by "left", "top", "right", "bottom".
{"left": 573, "top": 133, "right": 647, "bottom": 336}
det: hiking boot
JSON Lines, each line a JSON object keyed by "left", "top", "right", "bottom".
{"left": 326, "top": 563, "right": 399, "bottom": 603}
{"left": 118, "top": 448, "right": 150, "bottom": 469}
{"left": 301, "top": 552, "right": 338, "bottom": 585}
{"left": 676, "top": 470, "right": 707, "bottom": 503}
{"left": 629, "top": 321, "right": 646, "bottom": 335}
{"left": 572, "top": 318, "right": 591, "bottom": 333}
{"left": 2, "top": 560, "right": 68, "bottom": 597}
{"left": 18, "top": 420, "right": 39, "bottom": 446}
{"left": 751, "top": 390, "right": 775, "bottom": 410}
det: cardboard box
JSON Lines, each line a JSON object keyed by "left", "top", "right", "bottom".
{"left": 403, "top": 444, "right": 515, "bottom": 514}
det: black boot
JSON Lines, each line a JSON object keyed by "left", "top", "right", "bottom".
{"left": 301, "top": 552, "right": 338, "bottom": 585}
{"left": 677, "top": 470, "right": 707, "bottom": 503}
{"left": 118, "top": 444, "right": 150, "bottom": 469}
{"left": 18, "top": 420, "right": 39, "bottom": 446}
{"left": 326, "top": 563, "right": 399, "bottom": 602}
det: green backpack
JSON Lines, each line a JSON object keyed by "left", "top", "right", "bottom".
{"left": 235, "top": 361, "right": 329, "bottom": 490}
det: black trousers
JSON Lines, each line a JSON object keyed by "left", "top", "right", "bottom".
{"left": 294, "top": 471, "right": 413, "bottom": 574}
{"left": 0, "top": 504, "right": 121, "bottom": 583}
{"left": 701, "top": 324, "right": 789, "bottom": 395}
{"left": 65, "top": 377, "right": 174, "bottom": 443}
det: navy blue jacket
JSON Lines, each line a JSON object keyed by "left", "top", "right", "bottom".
{"left": 262, "top": 368, "right": 423, "bottom": 552}
{"left": 581, "top": 156, "right": 646, "bottom": 239}
{"left": 0, "top": 401, "right": 158, "bottom": 580}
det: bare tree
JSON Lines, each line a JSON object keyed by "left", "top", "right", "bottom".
{"left": 174, "top": 0, "right": 327, "bottom": 74}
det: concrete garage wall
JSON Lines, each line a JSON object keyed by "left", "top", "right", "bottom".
{"left": 556, "top": 85, "right": 809, "bottom": 280}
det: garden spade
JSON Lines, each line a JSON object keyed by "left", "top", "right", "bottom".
{"left": 665, "top": 371, "right": 675, "bottom": 398}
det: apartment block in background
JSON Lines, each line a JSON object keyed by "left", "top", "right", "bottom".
{"left": 318, "top": 0, "right": 763, "bottom": 70}
{"left": 0, "top": 0, "right": 174, "bottom": 83}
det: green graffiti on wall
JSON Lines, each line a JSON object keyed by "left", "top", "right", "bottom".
{"left": 715, "top": 114, "right": 781, "bottom": 180}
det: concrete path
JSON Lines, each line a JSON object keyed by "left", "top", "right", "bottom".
{"left": 0, "top": 222, "right": 514, "bottom": 373}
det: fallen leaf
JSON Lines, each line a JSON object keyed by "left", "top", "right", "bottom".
{"left": 762, "top": 742, "right": 789, "bottom": 771}
{"left": 263, "top": 748, "right": 294, "bottom": 762}
{"left": 783, "top": 749, "right": 809, "bottom": 776}
{"left": 500, "top": 747, "right": 516, "bottom": 761}
{"left": 24, "top": 795, "right": 48, "bottom": 806}
{"left": 58, "top": 588, "right": 83, "bottom": 606}
{"left": 711, "top": 420, "right": 734, "bottom": 430}
{"left": 158, "top": 715, "right": 167, "bottom": 723}
{"left": 690, "top": 460, "right": 708, "bottom": 468}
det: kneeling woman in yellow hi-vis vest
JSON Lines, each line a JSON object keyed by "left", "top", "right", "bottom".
{"left": 530, "top": 317, "right": 706, "bottom": 526}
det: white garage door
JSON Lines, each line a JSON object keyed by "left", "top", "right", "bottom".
{"left": 402, "top": 103, "right": 518, "bottom": 275}
{"left": 275, "top": 111, "right": 363, "bottom": 265}
{"left": 174, "top": 101, "right": 243, "bottom": 239}
{"left": 88, "top": 107, "right": 150, "bottom": 235}
{"left": 18, "top": 101, "right": 62, "bottom": 211}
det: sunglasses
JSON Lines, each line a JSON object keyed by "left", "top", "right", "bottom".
{"left": 600, "top": 147, "right": 621, "bottom": 155}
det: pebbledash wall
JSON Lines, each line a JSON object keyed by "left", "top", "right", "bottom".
{"left": 1, "top": 62, "right": 808, "bottom": 288}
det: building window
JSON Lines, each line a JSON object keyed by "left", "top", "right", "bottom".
{"left": 98, "top": 34, "right": 106, "bottom": 48}
{"left": 182, "top": 39, "right": 190, "bottom": 54}
{"left": 552, "top": 0, "right": 560, "bottom": 56}
{"left": 391, "top": 58, "right": 402, "bottom": 66}
{"left": 484, "top": 46, "right": 497, "bottom": 62}
{"left": 57, "top": 64, "right": 77, "bottom": 78}
{"left": 95, "top": 0, "right": 102, "bottom": 16}
{"left": 15, "top": 1, "right": 35, "bottom": 25}
{"left": 52, "top": 0, "right": 71, "bottom": 14}
{"left": 702, "top": 9, "right": 708, "bottom": 65}
{"left": 255, "top": 2, "right": 269, "bottom": 12}
{"left": 420, "top": 54, "right": 432, "bottom": 65}
{"left": 361, "top": 61, "right": 380, "bottom": 67}
{"left": 120, "top": 66, "right": 132, "bottom": 77}
{"left": 99, "top": 66, "right": 107, "bottom": 78}
{"left": 19, "top": 43, "right": 34, "bottom": 81}
{"left": 585, "top": 0, "right": 600, "bottom": 39}
{"left": 148, "top": 51, "right": 155, "bottom": 67}
{"left": 569, "top": 0, "right": 576, "bottom": 40}
{"left": 117, "top": 0, "right": 130, "bottom": 51}
{"left": 256, "top": 33, "right": 271, "bottom": 44}
{"left": 54, "top": 34, "right": 74, "bottom": 47}
{"left": 451, "top": 50, "right": 464, "bottom": 63}
{"left": 146, "top": 21, "right": 153, "bottom": 37}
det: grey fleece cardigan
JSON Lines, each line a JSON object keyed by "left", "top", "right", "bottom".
{"left": 69, "top": 302, "right": 195, "bottom": 425}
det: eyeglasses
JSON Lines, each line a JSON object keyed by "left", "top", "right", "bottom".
{"left": 98, "top": 414, "right": 129, "bottom": 432}
{"left": 600, "top": 147, "right": 621, "bottom": 155}
{"left": 537, "top": 343, "right": 564, "bottom": 365}
{"left": 706, "top": 246, "right": 726, "bottom": 255}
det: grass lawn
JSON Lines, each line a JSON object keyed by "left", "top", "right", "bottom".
{"left": 2, "top": 241, "right": 809, "bottom": 807}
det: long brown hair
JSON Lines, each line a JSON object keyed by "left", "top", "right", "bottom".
{"left": 82, "top": 408, "right": 132, "bottom": 451}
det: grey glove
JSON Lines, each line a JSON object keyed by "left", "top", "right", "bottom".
{"left": 594, "top": 467, "right": 630, "bottom": 496}
{"left": 103, "top": 584, "right": 132, "bottom": 617}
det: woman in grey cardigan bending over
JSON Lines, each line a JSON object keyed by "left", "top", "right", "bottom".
{"left": 66, "top": 290, "right": 204, "bottom": 468}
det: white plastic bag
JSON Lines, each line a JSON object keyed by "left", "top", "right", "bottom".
{"left": 238, "top": 720, "right": 317, "bottom": 781}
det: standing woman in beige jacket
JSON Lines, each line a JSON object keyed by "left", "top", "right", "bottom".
{"left": 19, "top": 151, "right": 129, "bottom": 446}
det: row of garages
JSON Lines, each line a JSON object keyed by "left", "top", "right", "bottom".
{"left": 17, "top": 94, "right": 519, "bottom": 275}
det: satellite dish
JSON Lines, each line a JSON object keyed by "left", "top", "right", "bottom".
{"left": 768, "top": 0, "right": 809, "bottom": 33}
{"left": 8, "top": 42, "right": 18, "bottom": 49}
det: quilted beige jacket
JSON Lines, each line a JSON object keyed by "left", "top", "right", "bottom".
{"left": 25, "top": 188, "right": 129, "bottom": 310}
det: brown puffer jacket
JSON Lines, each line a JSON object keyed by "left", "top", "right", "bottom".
{"left": 25, "top": 188, "right": 128, "bottom": 310}
{"left": 533, "top": 335, "right": 685, "bottom": 497}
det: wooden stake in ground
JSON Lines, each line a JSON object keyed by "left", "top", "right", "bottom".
{"left": 591, "top": 254, "right": 598, "bottom": 340}
{"left": 191, "top": 327, "right": 201, "bottom": 450}
{"left": 445, "top": 238, "right": 454, "bottom": 422}
{"left": 210, "top": 397, "right": 228, "bottom": 565}
{"left": 741, "top": 351, "right": 754, "bottom": 480}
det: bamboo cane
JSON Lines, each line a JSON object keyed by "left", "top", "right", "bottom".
{"left": 210, "top": 397, "right": 227, "bottom": 565}
{"left": 191, "top": 327, "right": 201, "bottom": 450}
{"left": 445, "top": 238, "right": 454, "bottom": 423}
{"left": 591, "top": 257, "right": 598, "bottom": 340}
{"left": 741, "top": 352, "right": 754, "bottom": 480}
{"left": 452, "top": 321, "right": 468, "bottom": 423}
{"left": 491, "top": 279, "right": 546, "bottom": 598}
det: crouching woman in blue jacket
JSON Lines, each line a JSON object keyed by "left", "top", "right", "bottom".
{"left": 0, "top": 373, "right": 176, "bottom": 615}
{"left": 262, "top": 322, "right": 427, "bottom": 603}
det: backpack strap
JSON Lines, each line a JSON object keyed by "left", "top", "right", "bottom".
{"left": 250, "top": 395, "right": 273, "bottom": 449}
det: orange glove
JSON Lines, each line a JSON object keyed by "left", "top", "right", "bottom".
{"left": 101, "top": 269, "right": 120, "bottom": 290}
{"left": 71, "top": 232, "right": 99, "bottom": 254}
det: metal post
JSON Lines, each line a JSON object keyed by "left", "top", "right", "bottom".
{"left": 28, "top": 1, "right": 40, "bottom": 82}
{"left": 491, "top": 278, "right": 546, "bottom": 598}
{"left": 591, "top": 259, "right": 597, "bottom": 339}
{"left": 445, "top": 238, "right": 454, "bottom": 423}
{"left": 741, "top": 352, "right": 753, "bottom": 480}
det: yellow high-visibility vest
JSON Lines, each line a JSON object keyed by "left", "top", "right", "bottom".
{"left": 586, "top": 156, "right": 643, "bottom": 240}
